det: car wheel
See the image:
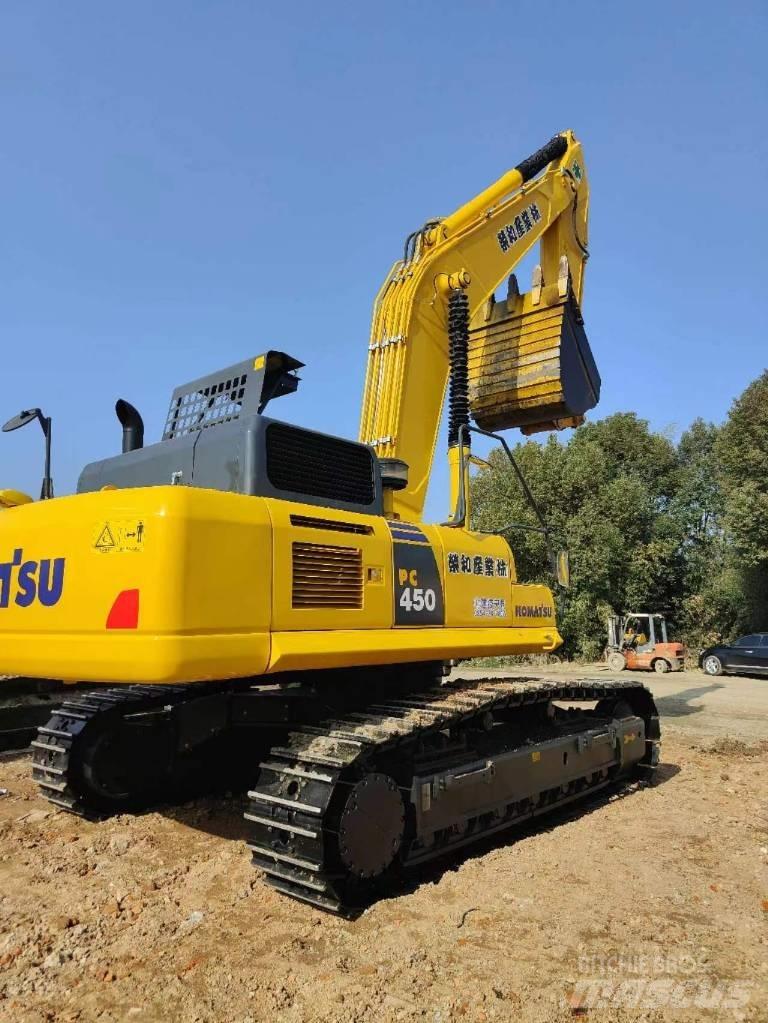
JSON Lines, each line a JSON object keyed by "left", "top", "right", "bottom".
{"left": 653, "top": 658, "right": 670, "bottom": 674}
{"left": 607, "top": 652, "right": 626, "bottom": 672}
{"left": 703, "top": 655, "right": 723, "bottom": 676}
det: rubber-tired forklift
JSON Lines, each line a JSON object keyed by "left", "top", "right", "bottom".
{"left": 606, "top": 613, "right": 686, "bottom": 673}
{"left": 0, "top": 133, "right": 660, "bottom": 913}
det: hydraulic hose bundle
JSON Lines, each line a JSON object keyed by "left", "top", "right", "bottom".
{"left": 447, "top": 288, "right": 470, "bottom": 451}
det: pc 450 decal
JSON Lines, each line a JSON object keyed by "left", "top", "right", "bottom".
{"left": 0, "top": 549, "right": 65, "bottom": 608}
{"left": 392, "top": 543, "right": 445, "bottom": 626}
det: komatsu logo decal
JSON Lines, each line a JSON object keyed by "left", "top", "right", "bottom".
{"left": 496, "top": 203, "right": 541, "bottom": 253}
{"left": 515, "top": 604, "right": 553, "bottom": 619}
{"left": 0, "top": 549, "right": 65, "bottom": 609}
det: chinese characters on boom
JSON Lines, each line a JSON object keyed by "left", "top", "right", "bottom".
{"left": 447, "top": 552, "right": 509, "bottom": 578}
{"left": 496, "top": 202, "right": 541, "bottom": 253}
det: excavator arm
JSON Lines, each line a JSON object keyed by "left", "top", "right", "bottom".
{"left": 359, "top": 130, "right": 597, "bottom": 523}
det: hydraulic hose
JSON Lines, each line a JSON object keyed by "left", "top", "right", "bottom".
{"left": 447, "top": 289, "right": 470, "bottom": 450}
{"left": 514, "top": 134, "right": 569, "bottom": 184}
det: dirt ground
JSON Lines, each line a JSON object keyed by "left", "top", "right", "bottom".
{"left": 1, "top": 667, "right": 767, "bottom": 1023}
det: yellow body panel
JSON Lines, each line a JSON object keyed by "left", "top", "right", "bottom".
{"left": 269, "top": 502, "right": 392, "bottom": 631}
{"left": 268, "top": 625, "right": 559, "bottom": 673}
{"left": 0, "top": 488, "right": 272, "bottom": 682}
{"left": 0, "top": 489, "right": 34, "bottom": 508}
{"left": 0, "top": 487, "right": 560, "bottom": 684}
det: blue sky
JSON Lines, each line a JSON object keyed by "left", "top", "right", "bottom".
{"left": 2, "top": 1, "right": 766, "bottom": 520}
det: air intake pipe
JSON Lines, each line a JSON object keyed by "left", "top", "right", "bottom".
{"left": 115, "top": 399, "right": 144, "bottom": 453}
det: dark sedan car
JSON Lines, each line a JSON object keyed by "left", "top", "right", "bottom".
{"left": 700, "top": 633, "right": 768, "bottom": 676}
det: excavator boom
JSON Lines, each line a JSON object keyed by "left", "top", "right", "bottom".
{"left": 360, "top": 131, "right": 596, "bottom": 522}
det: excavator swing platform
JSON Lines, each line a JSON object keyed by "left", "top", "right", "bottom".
{"left": 0, "top": 131, "right": 659, "bottom": 913}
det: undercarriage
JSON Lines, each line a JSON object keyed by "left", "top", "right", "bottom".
{"left": 31, "top": 666, "right": 660, "bottom": 914}
{"left": 0, "top": 678, "right": 95, "bottom": 753}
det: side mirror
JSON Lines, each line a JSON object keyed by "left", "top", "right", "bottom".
{"left": 2, "top": 407, "right": 54, "bottom": 499}
{"left": 555, "top": 549, "right": 570, "bottom": 589}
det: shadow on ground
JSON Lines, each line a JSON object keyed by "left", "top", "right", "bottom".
{"left": 654, "top": 683, "right": 725, "bottom": 718}
{"left": 164, "top": 760, "right": 681, "bottom": 917}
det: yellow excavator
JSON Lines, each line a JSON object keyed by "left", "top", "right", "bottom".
{"left": 0, "top": 132, "right": 659, "bottom": 912}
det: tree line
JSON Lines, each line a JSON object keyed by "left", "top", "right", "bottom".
{"left": 470, "top": 370, "right": 768, "bottom": 659}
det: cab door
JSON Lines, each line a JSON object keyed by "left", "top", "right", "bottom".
{"left": 756, "top": 635, "right": 768, "bottom": 674}
{"left": 728, "top": 635, "right": 764, "bottom": 673}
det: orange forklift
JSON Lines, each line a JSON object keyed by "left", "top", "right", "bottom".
{"left": 606, "top": 613, "right": 686, "bottom": 673}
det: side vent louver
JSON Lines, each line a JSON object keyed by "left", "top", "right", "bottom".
{"left": 290, "top": 514, "right": 373, "bottom": 536}
{"left": 292, "top": 542, "right": 363, "bottom": 609}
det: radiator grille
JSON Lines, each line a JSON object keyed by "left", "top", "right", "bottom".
{"left": 267, "top": 423, "right": 376, "bottom": 507}
{"left": 292, "top": 542, "right": 363, "bottom": 609}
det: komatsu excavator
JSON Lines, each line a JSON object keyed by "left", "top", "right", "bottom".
{"left": 0, "top": 132, "right": 659, "bottom": 913}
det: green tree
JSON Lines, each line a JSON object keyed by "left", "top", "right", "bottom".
{"left": 470, "top": 375, "right": 768, "bottom": 660}
{"left": 673, "top": 418, "right": 730, "bottom": 649}
{"left": 714, "top": 370, "right": 768, "bottom": 632}
{"left": 470, "top": 413, "right": 684, "bottom": 658}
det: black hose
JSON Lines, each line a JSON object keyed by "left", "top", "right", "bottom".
{"left": 447, "top": 289, "right": 470, "bottom": 450}
{"left": 515, "top": 134, "right": 568, "bottom": 183}
{"left": 402, "top": 219, "right": 443, "bottom": 266}
{"left": 402, "top": 230, "right": 418, "bottom": 264}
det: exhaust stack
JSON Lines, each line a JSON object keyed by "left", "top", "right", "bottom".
{"left": 115, "top": 400, "right": 144, "bottom": 453}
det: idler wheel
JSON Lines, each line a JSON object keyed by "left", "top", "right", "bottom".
{"left": 78, "top": 715, "right": 174, "bottom": 810}
{"left": 338, "top": 773, "right": 404, "bottom": 879}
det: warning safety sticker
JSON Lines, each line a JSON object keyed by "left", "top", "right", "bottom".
{"left": 93, "top": 519, "right": 146, "bottom": 554}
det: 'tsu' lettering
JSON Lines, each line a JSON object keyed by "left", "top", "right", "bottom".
{"left": 0, "top": 549, "right": 66, "bottom": 609}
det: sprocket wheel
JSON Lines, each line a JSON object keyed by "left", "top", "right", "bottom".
{"left": 338, "top": 773, "right": 405, "bottom": 879}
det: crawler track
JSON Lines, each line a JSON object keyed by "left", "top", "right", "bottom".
{"left": 31, "top": 673, "right": 659, "bottom": 914}
{"left": 31, "top": 682, "right": 232, "bottom": 814}
{"left": 245, "top": 676, "right": 659, "bottom": 914}
{"left": 0, "top": 679, "right": 92, "bottom": 754}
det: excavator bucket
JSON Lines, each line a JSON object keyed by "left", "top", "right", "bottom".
{"left": 468, "top": 285, "right": 600, "bottom": 435}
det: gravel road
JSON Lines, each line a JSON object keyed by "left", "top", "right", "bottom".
{"left": 1, "top": 667, "right": 766, "bottom": 1022}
